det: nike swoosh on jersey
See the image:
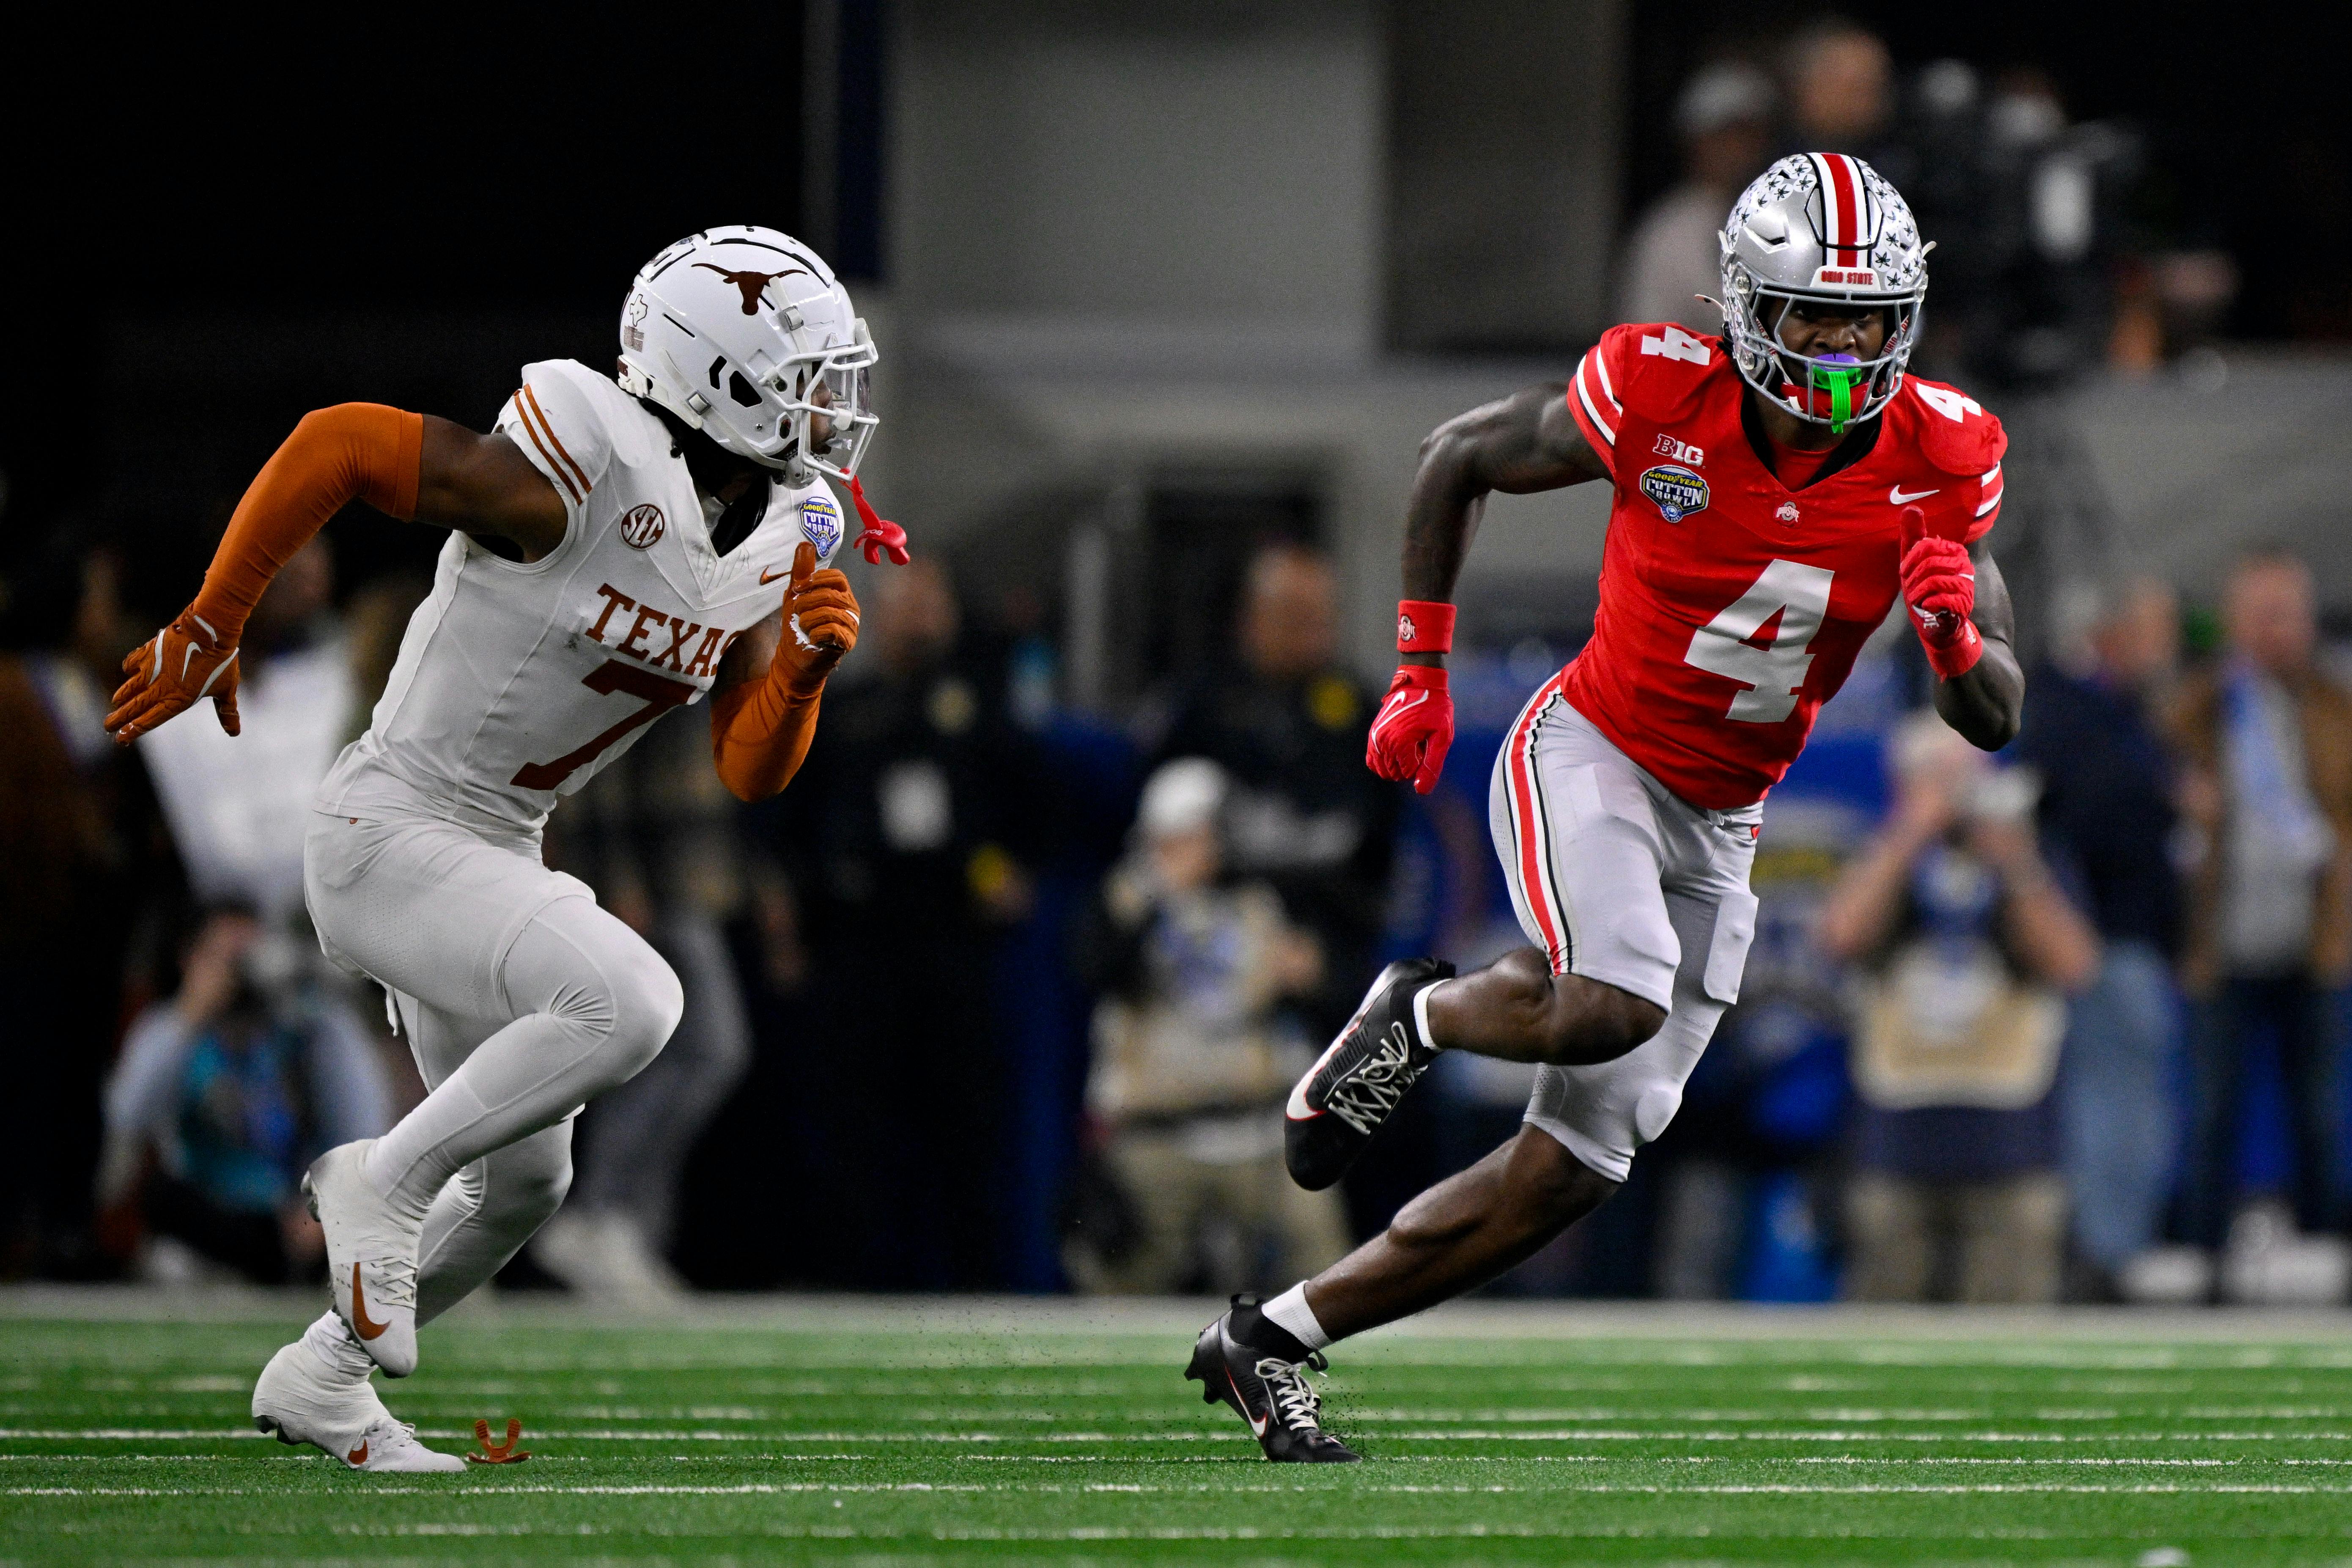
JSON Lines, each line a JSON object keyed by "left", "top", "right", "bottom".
{"left": 1889, "top": 486, "right": 1940, "bottom": 504}
{"left": 759, "top": 566, "right": 789, "bottom": 585}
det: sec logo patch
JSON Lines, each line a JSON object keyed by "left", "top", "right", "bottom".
{"left": 798, "top": 495, "right": 843, "bottom": 559}
{"left": 619, "top": 503, "right": 666, "bottom": 549}
{"left": 1639, "top": 464, "right": 1709, "bottom": 523}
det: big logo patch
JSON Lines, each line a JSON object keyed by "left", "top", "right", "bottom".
{"left": 1639, "top": 464, "right": 1709, "bottom": 523}
{"left": 798, "top": 495, "right": 843, "bottom": 559}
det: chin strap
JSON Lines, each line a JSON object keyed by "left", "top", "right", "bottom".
{"left": 845, "top": 473, "right": 910, "bottom": 566}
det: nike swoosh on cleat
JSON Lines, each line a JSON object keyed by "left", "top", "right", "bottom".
{"left": 1286, "top": 1035, "right": 1352, "bottom": 1121}
{"left": 346, "top": 1441, "right": 368, "bottom": 1466}
{"left": 1889, "top": 485, "right": 1940, "bottom": 505}
{"left": 351, "top": 1263, "right": 390, "bottom": 1341}
{"left": 1226, "top": 1370, "right": 1271, "bottom": 1437}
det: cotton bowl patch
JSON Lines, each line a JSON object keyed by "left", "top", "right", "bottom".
{"left": 1640, "top": 464, "right": 1710, "bottom": 523}
{"left": 798, "top": 496, "right": 843, "bottom": 558}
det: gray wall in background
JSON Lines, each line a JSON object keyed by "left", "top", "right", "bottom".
{"left": 892, "top": 0, "right": 1385, "bottom": 361}
{"left": 1387, "top": 0, "right": 1627, "bottom": 352}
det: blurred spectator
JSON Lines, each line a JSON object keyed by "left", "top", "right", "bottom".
{"left": 1616, "top": 62, "right": 1776, "bottom": 333}
{"left": 769, "top": 555, "right": 1044, "bottom": 1288}
{"left": 2170, "top": 551, "right": 2352, "bottom": 1254}
{"left": 138, "top": 538, "right": 351, "bottom": 926}
{"left": 531, "top": 706, "right": 753, "bottom": 1305}
{"left": 1820, "top": 716, "right": 2100, "bottom": 1303}
{"left": 96, "top": 909, "right": 389, "bottom": 1285}
{"left": 1063, "top": 759, "right": 1348, "bottom": 1294}
{"left": 2017, "top": 578, "right": 2185, "bottom": 1293}
{"left": 1779, "top": 19, "right": 1901, "bottom": 169}
{"left": 1150, "top": 544, "right": 1396, "bottom": 1038}
{"left": 0, "top": 536, "right": 179, "bottom": 1277}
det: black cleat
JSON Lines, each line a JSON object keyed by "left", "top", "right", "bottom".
{"left": 1185, "top": 1299, "right": 1359, "bottom": 1463}
{"left": 1284, "top": 958, "right": 1454, "bottom": 1191}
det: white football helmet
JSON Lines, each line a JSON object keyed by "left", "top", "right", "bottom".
{"left": 616, "top": 225, "right": 878, "bottom": 480}
{"left": 1719, "top": 153, "right": 1929, "bottom": 432}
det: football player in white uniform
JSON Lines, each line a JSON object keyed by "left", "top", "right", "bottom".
{"left": 106, "top": 227, "right": 908, "bottom": 1471}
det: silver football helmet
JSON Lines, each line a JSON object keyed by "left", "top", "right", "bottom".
{"left": 1719, "top": 153, "right": 1929, "bottom": 432}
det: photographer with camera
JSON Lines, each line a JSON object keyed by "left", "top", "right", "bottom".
{"left": 1818, "top": 715, "right": 2101, "bottom": 1302}
{"left": 97, "top": 908, "right": 390, "bottom": 1284}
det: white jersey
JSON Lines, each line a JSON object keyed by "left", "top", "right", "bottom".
{"left": 320, "top": 359, "right": 845, "bottom": 833}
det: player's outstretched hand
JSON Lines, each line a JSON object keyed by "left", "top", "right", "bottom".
{"left": 774, "top": 541, "right": 861, "bottom": 695}
{"left": 1367, "top": 665, "right": 1453, "bottom": 794}
{"left": 105, "top": 611, "right": 242, "bottom": 744}
{"left": 1897, "top": 505, "right": 1982, "bottom": 679}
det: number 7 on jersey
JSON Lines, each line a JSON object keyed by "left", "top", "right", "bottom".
{"left": 1683, "top": 560, "right": 1835, "bottom": 723}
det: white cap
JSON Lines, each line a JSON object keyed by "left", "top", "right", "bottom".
{"left": 1138, "top": 758, "right": 1227, "bottom": 839}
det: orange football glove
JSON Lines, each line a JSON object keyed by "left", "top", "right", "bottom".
{"left": 773, "top": 542, "right": 861, "bottom": 695}
{"left": 106, "top": 611, "right": 242, "bottom": 742}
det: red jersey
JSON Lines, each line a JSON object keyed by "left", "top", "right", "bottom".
{"left": 1560, "top": 323, "right": 2005, "bottom": 810}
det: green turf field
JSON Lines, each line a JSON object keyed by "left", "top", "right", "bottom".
{"left": 5, "top": 1291, "right": 2352, "bottom": 1564}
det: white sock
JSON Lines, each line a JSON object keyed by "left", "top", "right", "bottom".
{"left": 1261, "top": 1283, "right": 1331, "bottom": 1351}
{"left": 299, "top": 1310, "right": 374, "bottom": 1385}
{"left": 1413, "top": 982, "right": 1446, "bottom": 1055}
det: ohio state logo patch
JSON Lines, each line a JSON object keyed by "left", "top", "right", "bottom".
{"left": 1639, "top": 464, "right": 1709, "bottom": 524}
{"left": 1398, "top": 611, "right": 1416, "bottom": 643}
{"left": 619, "top": 503, "right": 666, "bottom": 549}
{"left": 798, "top": 495, "right": 843, "bottom": 559}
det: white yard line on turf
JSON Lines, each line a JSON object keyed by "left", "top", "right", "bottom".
{"left": 16, "top": 1481, "right": 2352, "bottom": 1498}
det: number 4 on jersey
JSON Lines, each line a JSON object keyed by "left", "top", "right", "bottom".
{"left": 1684, "top": 560, "right": 1835, "bottom": 723}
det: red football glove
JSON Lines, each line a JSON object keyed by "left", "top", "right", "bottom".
{"left": 844, "top": 473, "right": 911, "bottom": 567}
{"left": 105, "top": 610, "right": 242, "bottom": 743}
{"left": 1367, "top": 665, "right": 1454, "bottom": 794}
{"left": 1898, "top": 505, "right": 1982, "bottom": 680}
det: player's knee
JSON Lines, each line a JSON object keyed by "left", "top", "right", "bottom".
{"left": 603, "top": 948, "right": 685, "bottom": 1080}
{"left": 1532, "top": 980, "right": 1666, "bottom": 1066}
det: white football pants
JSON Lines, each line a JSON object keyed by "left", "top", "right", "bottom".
{"left": 305, "top": 802, "right": 683, "bottom": 1324}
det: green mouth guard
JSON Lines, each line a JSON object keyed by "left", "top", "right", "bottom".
{"left": 1807, "top": 358, "right": 1866, "bottom": 433}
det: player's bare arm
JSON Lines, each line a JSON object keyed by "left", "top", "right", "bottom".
{"left": 1931, "top": 535, "right": 2023, "bottom": 749}
{"left": 1398, "top": 382, "right": 1609, "bottom": 626}
{"left": 412, "top": 417, "right": 569, "bottom": 560}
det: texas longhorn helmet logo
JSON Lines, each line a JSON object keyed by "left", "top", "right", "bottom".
{"left": 692, "top": 264, "right": 812, "bottom": 315}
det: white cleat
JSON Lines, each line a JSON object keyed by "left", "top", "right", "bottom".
{"left": 305, "top": 1140, "right": 423, "bottom": 1378}
{"left": 251, "top": 1340, "right": 463, "bottom": 1472}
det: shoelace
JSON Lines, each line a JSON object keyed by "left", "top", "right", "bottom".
{"left": 1321, "top": 1022, "right": 1427, "bottom": 1136}
{"left": 1255, "top": 1352, "right": 1330, "bottom": 1434}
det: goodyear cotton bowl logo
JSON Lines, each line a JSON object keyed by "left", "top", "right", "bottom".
{"left": 1639, "top": 464, "right": 1710, "bottom": 523}
{"left": 798, "top": 495, "right": 843, "bottom": 558}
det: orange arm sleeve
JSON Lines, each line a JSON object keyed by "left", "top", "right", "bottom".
{"left": 710, "top": 674, "right": 824, "bottom": 803}
{"left": 190, "top": 403, "right": 423, "bottom": 642}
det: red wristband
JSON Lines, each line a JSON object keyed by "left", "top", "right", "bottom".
{"left": 1924, "top": 618, "right": 1984, "bottom": 680}
{"left": 1397, "top": 600, "right": 1455, "bottom": 654}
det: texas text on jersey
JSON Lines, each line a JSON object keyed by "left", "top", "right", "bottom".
{"left": 322, "top": 360, "right": 847, "bottom": 833}
{"left": 1562, "top": 321, "right": 2005, "bottom": 810}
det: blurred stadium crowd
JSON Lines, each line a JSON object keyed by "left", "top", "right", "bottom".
{"left": 3, "top": 8, "right": 2349, "bottom": 1309}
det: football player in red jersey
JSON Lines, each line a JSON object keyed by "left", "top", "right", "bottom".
{"left": 1189, "top": 152, "right": 2023, "bottom": 1460}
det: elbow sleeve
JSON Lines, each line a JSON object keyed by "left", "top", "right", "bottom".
{"left": 192, "top": 403, "right": 423, "bottom": 638}
{"left": 711, "top": 680, "right": 823, "bottom": 802}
